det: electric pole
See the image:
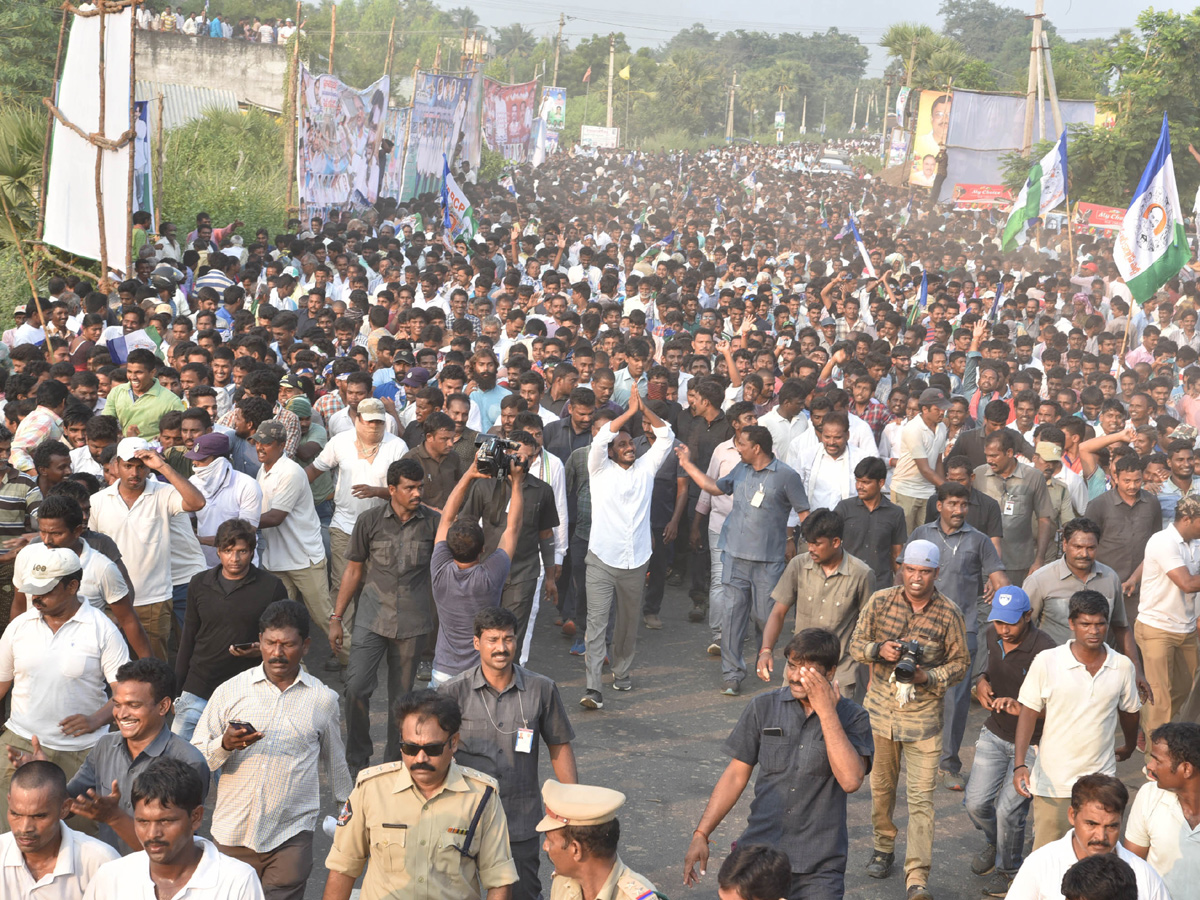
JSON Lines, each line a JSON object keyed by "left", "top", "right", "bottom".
{"left": 606, "top": 33, "right": 615, "bottom": 128}
{"left": 725, "top": 69, "right": 737, "bottom": 140}
{"left": 552, "top": 13, "right": 563, "bottom": 87}
{"left": 1021, "top": 0, "right": 1045, "bottom": 155}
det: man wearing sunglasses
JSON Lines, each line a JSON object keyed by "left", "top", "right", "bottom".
{"left": 322, "top": 689, "right": 519, "bottom": 900}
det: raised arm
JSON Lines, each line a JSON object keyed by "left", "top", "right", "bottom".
{"left": 435, "top": 460, "right": 485, "bottom": 545}
{"left": 674, "top": 444, "right": 725, "bottom": 496}
{"left": 497, "top": 467, "right": 525, "bottom": 561}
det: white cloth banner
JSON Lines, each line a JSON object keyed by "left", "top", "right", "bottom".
{"left": 43, "top": 9, "right": 133, "bottom": 269}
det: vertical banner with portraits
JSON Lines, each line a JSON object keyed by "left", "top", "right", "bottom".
{"left": 378, "top": 106, "right": 411, "bottom": 202}
{"left": 482, "top": 78, "right": 538, "bottom": 163}
{"left": 909, "top": 90, "right": 951, "bottom": 188}
{"left": 297, "top": 65, "right": 391, "bottom": 215}
{"left": 401, "top": 72, "right": 472, "bottom": 201}
{"left": 539, "top": 85, "right": 566, "bottom": 154}
{"left": 133, "top": 100, "right": 154, "bottom": 230}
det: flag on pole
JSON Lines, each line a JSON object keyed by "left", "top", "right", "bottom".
{"left": 618, "top": 64, "right": 630, "bottom": 80}
{"left": 907, "top": 272, "right": 927, "bottom": 326}
{"left": 1001, "top": 130, "right": 1069, "bottom": 251}
{"left": 582, "top": 66, "right": 592, "bottom": 83}
{"left": 1115, "top": 113, "right": 1192, "bottom": 304}
{"left": 848, "top": 210, "right": 877, "bottom": 277}
{"left": 988, "top": 276, "right": 1003, "bottom": 322}
{"left": 441, "top": 154, "right": 478, "bottom": 250}
{"left": 499, "top": 174, "right": 517, "bottom": 199}
{"left": 741, "top": 170, "right": 756, "bottom": 195}
{"left": 108, "top": 325, "right": 164, "bottom": 364}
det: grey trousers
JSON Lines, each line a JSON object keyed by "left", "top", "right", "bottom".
{"left": 344, "top": 626, "right": 422, "bottom": 771}
{"left": 510, "top": 836, "right": 543, "bottom": 900}
{"left": 584, "top": 551, "right": 649, "bottom": 692}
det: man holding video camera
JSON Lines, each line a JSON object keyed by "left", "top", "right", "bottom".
{"left": 849, "top": 539, "right": 970, "bottom": 900}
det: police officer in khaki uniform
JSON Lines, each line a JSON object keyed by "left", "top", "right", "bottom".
{"left": 537, "top": 780, "right": 663, "bottom": 900}
{"left": 321, "top": 690, "right": 519, "bottom": 900}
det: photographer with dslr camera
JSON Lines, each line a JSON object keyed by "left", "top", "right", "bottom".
{"left": 429, "top": 452, "right": 525, "bottom": 686}
{"left": 849, "top": 539, "right": 970, "bottom": 900}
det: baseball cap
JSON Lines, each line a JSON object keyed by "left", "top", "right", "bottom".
{"left": 918, "top": 388, "right": 951, "bottom": 411}
{"left": 184, "top": 432, "right": 230, "bottom": 461}
{"left": 116, "top": 437, "right": 152, "bottom": 460}
{"left": 536, "top": 781, "right": 626, "bottom": 833}
{"left": 250, "top": 421, "right": 288, "bottom": 445}
{"left": 902, "top": 539, "right": 941, "bottom": 569}
{"left": 1034, "top": 441, "right": 1063, "bottom": 462}
{"left": 280, "top": 373, "right": 305, "bottom": 391}
{"left": 357, "top": 398, "right": 387, "bottom": 422}
{"left": 393, "top": 350, "right": 415, "bottom": 366}
{"left": 988, "top": 586, "right": 1032, "bottom": 624}
{"left": 14, "top": 545, "right": 82, "bottom": 596}
{"left": 402, "top": 367, "right": 430, "bottom": 389}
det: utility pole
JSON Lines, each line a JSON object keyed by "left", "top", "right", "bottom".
{"left": 1041, "top": 32, "right": 1064, "bottom": 137}
{"left": 850, "top": 85, "right": 859, "bottom": 131}
{"left": 725, "top": 69, "right": 737, "bottom": 140}
{"left": 801, "top": 94, "right": 807, "bottom": 133}
{"left": 1021, "top": 0, "right": 1045, "bottom": 155}
{"left": 327, "top": 4, "right": 336, "bottom": 74}
{"left": 606, "top": 33, "right": 615, "bottom": 128}
{"left": 906, "top": 36, "right": 918, "bottom": 88}
{"left": 552, "top": 13, "right": 564, "bottom": 87}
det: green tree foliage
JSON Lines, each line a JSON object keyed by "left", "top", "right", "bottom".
{"left": 160, "top": 109, "right": 287, "bottom": 233}
{"left": 0, "top": 0, "right": 62, "bottom": 106}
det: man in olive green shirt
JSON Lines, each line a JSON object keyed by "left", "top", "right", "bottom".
{"left": 102, "top": 347, "right": 184, "bottom": 440}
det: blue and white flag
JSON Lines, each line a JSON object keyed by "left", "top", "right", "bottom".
{"left": 441, "top": 154, "right": 478, "bottom": 250}
{"left": 1002, "top": 130, "right": 1069, "bottom": 251}
{"left": 848, "top": 210, "right": 876, "bottom": 277}
{"left": 1115, "top": 113, "right": 1192, "bottom": 304}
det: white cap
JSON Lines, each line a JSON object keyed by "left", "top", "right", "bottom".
{"left": 357, "top": 398, "right": 387, "bottom": 422}
{"left": 116, "top": 437, "right": 151, "bottom": 460}
{"left": 14, "top": 545, "right": 82, "bottom": 595}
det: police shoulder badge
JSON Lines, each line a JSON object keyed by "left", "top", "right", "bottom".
{"left": 337, "top": 798, "right": 353, "bottom": 826}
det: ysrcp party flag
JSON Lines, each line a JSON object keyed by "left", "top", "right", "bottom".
{"left": 1115, "top": 113, "right": 1192, "bottom": 304}
{"left": 1002, "top": 130, "right": 1068, "bottom": 251}
{"left": 848, "top": 211, "right": 876, "bottom": 278}
{"left": 441, "top": 155, "right": 478, "bottom": 248}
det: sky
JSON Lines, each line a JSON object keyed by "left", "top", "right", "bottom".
{"left": 458, "top": 0, "right": 1150, "bottom": 76}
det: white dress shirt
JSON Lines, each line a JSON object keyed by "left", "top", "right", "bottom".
{"left": 758, "top": 408, "right": 810, "bottom": 467}
{"left": 528, "top": 448, "right": 568, "bottom": 565}
{"left": 0, "top": 602, "right": 129, "bottom": 752}
{"left": 256, "top": 456, "right": 326, "bottom": 572}
{"left": 82, "top": 837, "right": 263, "bottom": 900}
{"left": 797, "top": 444, "right": 866, "bottom": 513}
{"left": 1, "top": 822, "right": 118, "bottom": 900}
{"left": 587, "top": 423, "right": 674, "bottom": 569}
{"left": 1006, "top": 830, "right": 1170, "bottom": 900}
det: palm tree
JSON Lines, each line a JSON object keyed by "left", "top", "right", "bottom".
{"left": 658, "top": 49, "right": 719, "bottom": 135}
{"left": 448, "top": 6, "right": 479, "bottom": 31}
{"left": 879, "top": 22, "right": 937, "bottom": 86}
{"left": 494, "top": 24, "right": 536, "bottom": 60}
{"left": 0, "top": 106, "right": 42, "bottom": 247}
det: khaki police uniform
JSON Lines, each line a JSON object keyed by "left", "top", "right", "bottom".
{"left": 325, "top": 759, "right": 518, "bottom": 900}
{"left": 548, "top": 856, "right": 661, "bottom": 900}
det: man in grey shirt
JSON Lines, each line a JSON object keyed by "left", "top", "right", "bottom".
{"left": 910, "top": 480, "right": 1008, "bottom": 789}
{"left": 439, "top": 606, "right": 578, "bottom": 900}
{"left": 12, "top": 658, "right": 209, "bottom": 854}
{"left": 430, "top": 461, "right": 522, "bottom": 684}
{"left": 677, "top": 424, "right": 809, "bottom": 695}
{"left": 973, "top": 429, "right": 1054, "bottom": 586}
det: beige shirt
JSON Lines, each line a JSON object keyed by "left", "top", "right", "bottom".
{"left": 0, "top": 822, "right": 118, "bottom": 900}
{"left": 325, "top": 760, "right": 517, "bottom": 900}
{"left": 770, "top": 551, "right": 877, "bottom": 685}
{"left": 549, "top": 856, "right": 659, "bottom": 900}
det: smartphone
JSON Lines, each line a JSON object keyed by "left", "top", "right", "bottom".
{"left": 229, "top": 721, "right": 256, "bottom": 733}
{"left": 761, "top": 727, "right": 784, "bottom": 737}
{"left": 231, "top": 642, "right": 257, "bottom": 651}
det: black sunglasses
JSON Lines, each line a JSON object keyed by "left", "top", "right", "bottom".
{"left": 400, "top": 741, "right": 448, "bottom": 757}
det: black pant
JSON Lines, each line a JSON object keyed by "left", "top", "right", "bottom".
{"left": 642, "top": 527, "right": 675, "bottom": 616}
{"left": 560, "top": 537, "right": 589, "bottom": 625}
{"left": 674, "top": 496, "right": 710, "bottom": 604}
{"left": 555, "top": 536, "right": 576, "bottom": 622}
{"left": 344, "top": 627, "right": 421, "bottom": 771}
{"left": 502, "top": 578, "right": 540, "bottom": 651}
{"left": 510, "top": 836, "right": 543, "bottom": 900}
{"left": 789, "top": 868, "right": 845, "bottom": 900}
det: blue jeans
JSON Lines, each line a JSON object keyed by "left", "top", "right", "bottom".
{"left": 171, "top": 690, "right": 207, "bottom": 741}
{"left": 940, "top": 630, "right": 978, "bottom": 773}
{"left": 171, "top": 582, "right": 189, "bottom": 632}
{"left": 720, "top": 554, "right": 786, "bottom": 685}
{"left": 963, "top": 726, "right": 1033, "bottom": 874}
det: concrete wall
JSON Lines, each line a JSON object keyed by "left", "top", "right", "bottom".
{"left": 135, "top": 31, "right": 287, "bottom": 111}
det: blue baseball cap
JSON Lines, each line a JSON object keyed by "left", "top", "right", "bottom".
{"left": 989, "top": 586, "right": 1032, "bottom": 624}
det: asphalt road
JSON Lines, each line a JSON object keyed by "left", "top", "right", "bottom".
{"left": 268, "top": 580, "right": 1150, "bottom": 900}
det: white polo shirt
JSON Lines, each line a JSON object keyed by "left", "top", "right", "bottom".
{"left": 1126, "top": 780, "right": 1200, "bottom": 900}
{"left": 82, "top": 837, "right": 263, "bottom": 900}
{"left": 0, "top": 601, "right": 129, "bottom": 751}
{"left": 311, "top": 431, "right": 408, "bottom": 534}
{"left": 1006, "top": 830, "right": 1170, "bottom": 900}
{"left": 0, "top": 822, "right": 119, "bottom": 900}
{"left": 1017, "top": 642, "right": 1141, "bottom": 798}
{"left": 15, "top": 542, "right": 128, "bottom": 612}
{"left": 256, "top": 456, "right": 325, "bottom": 573}
{"left": 891, "top": 415, "right": 947, "bottom": 500}
{"left": 89, "top": 480, "right": 186, "bottom": 606}
{"left": 1139, "top": 524, "right": 1200, "bottom": 634}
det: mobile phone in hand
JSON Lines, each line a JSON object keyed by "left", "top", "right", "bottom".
{"left": 229, "top": 721, "right": 256, "bottom": 734}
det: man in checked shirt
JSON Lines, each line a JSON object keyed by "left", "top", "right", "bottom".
{"left": 193, "top": 599, "right": 352, "bottom": 900}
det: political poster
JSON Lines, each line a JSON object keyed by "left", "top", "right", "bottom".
{"left": 540, "top": 86, "right": 566, "bottom": 131}
{"left": 886, "top": 127, "right": 909, "bottom": 169}
{"left": 378, "top": 106, "right": 410, "bottom": 201}
{"left": 133, "top": 100, "right": 154, "bottom": 230}
{"left": 483, "top": 78, "right": 538, "bottom": 163}
{"left": 951, "top": 184, "right": 1014, "bottom": 211}
{"left": 297, "top": 66, "right": 391, "bottom": 214}
{"left": 401, "top": 72, "right": 472, "bottom": 201}
{"left": 459, "top": 69, "right": 485, "bottom": 177}
{"left": 774, "top": 110, "right": 786, "bottom": 128}
{"left": 909, "top": 90, "right": 951, "bottom": 188}
{"left": 1073, "top": 201, "right": 1125, "bottom": 234}
{"left": 580, "top": 125, "right": 620, "bottom": 149}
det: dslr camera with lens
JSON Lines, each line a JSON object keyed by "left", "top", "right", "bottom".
{"left": 892, "top": 639, "right": 924, "bottom": 684}
{"left": 473, "top": 435, "right": 523, "bottom": 478}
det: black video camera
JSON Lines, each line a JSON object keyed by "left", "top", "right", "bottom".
{"left": 474, "top": 435, "right": 523, "bottom": 478}
{"left": 893, "top": 640, "right": 923, "bottom": 684}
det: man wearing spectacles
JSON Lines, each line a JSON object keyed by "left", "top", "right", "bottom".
{"left": 322, "top": 689, "right": 519, "bottom": 900}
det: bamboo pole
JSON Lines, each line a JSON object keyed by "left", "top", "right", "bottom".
{"left": 153, "top": 91, "right": 163, "bottom": 232}
{"left": 36, "top": 4, "right": 71, "bottom": 247}
{"left": 285, "top": 2, "right": 300, "bottom": 215}
{"left": 125, "top": 6, "right": 136, "bottom": 273}
{"left": 384, "top": 16, "right": 396, "bottom": 78}
{"left": 95, "top": 5, "right": 111, "bottom": 287}
{"left": 327, "top": 4, "right": 336, "bottom": 74}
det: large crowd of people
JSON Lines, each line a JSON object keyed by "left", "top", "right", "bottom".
{"left": 0, "top": 138, "right": 1199, "bottom": 900}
